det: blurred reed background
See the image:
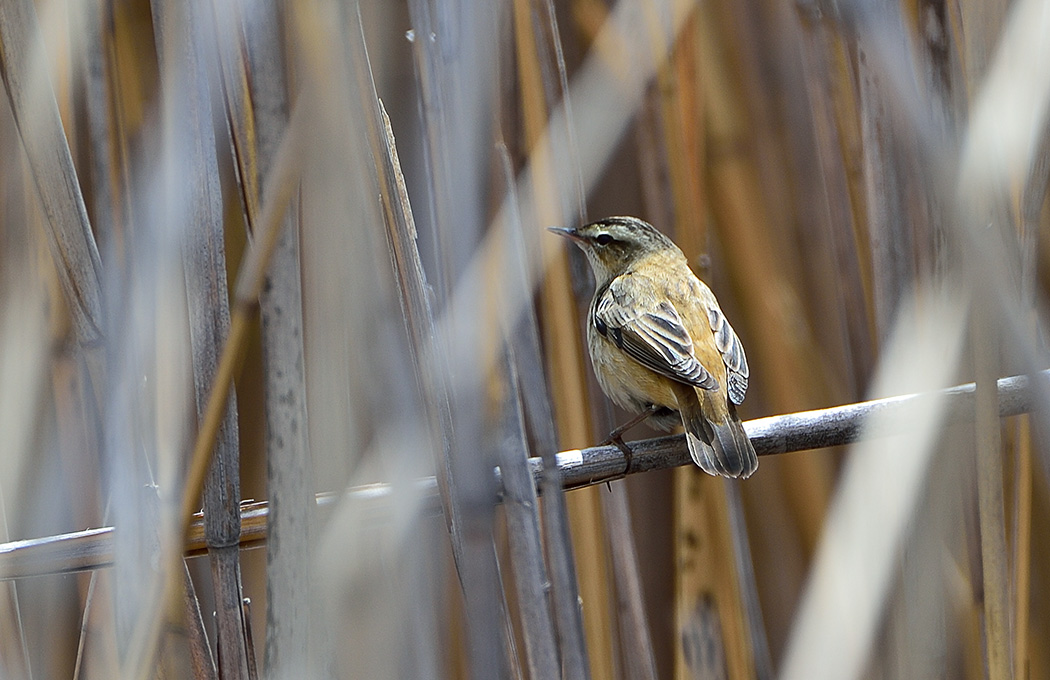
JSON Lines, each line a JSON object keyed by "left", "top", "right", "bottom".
{"left": 0, "top": 0, "right": 1048, "bottom": 678}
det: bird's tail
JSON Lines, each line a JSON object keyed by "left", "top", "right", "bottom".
{"left": 676, "top": 385, "right": 757, "bottom": 479}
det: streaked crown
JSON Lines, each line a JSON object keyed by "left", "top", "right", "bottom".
{"left": 549, "top": 216, "right": 678, "bottom": 284}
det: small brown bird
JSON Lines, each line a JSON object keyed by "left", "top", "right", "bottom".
{"left": 550, "top": 216, "right": 757, "bottom": 478}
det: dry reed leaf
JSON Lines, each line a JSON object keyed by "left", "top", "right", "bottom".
{"left": 781, "top": 286, "right": 967, "bottom": 680}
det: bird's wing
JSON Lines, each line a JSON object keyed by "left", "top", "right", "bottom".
{"left": 593, "top": 277, "right": 718, "bottom": 391}
{"left": 706, "top": 305, "right": 748, "bottom": 405}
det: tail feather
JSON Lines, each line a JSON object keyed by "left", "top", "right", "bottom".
{"left": 675, "top": 385, "right": 757, "bottom": 479}
{"left": 684, "top": 429, "right": 721, "bottom": 475}
{"left": 709, "top": 417, "right": 757, "bottom": 479}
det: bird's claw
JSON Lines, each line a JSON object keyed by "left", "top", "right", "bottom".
{"left": 602, "top": 433, "right": 634, "bottom": 476}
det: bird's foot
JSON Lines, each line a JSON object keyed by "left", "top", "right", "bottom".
{"left": 601, "top": 405, "right": 661, "bottom": 477}
{"left": 602, "top": 432, "right": 635, "bottom": 476}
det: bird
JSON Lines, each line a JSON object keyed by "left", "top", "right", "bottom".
{"left": 549, "top": 216, "right": 757, "bottom": 479}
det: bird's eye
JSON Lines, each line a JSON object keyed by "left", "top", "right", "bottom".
{"left": 595, "top": 233, "right": 613, "bottom": 246}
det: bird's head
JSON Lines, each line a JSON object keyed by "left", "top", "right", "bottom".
{"left": 548, "top": 216, "right": 676, "bottom": 284}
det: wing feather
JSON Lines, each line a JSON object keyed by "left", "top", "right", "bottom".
{"left": 594, "top": 279, "right": 718, "bottom": 391}
{"left": 707, "top": 306, "right": 749, "bottom": 404}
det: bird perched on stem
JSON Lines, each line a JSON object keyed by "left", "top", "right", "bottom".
{"left": 549, "top": 216, "right": 757, "bottom": 479}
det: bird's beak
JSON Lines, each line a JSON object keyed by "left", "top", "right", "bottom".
{"left": 547, "top": 226, "right": 583, "bottom": 242}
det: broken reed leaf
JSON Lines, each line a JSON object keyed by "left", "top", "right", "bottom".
{"left": 0, "top": 370, "right": 1043, "bottom": 583}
